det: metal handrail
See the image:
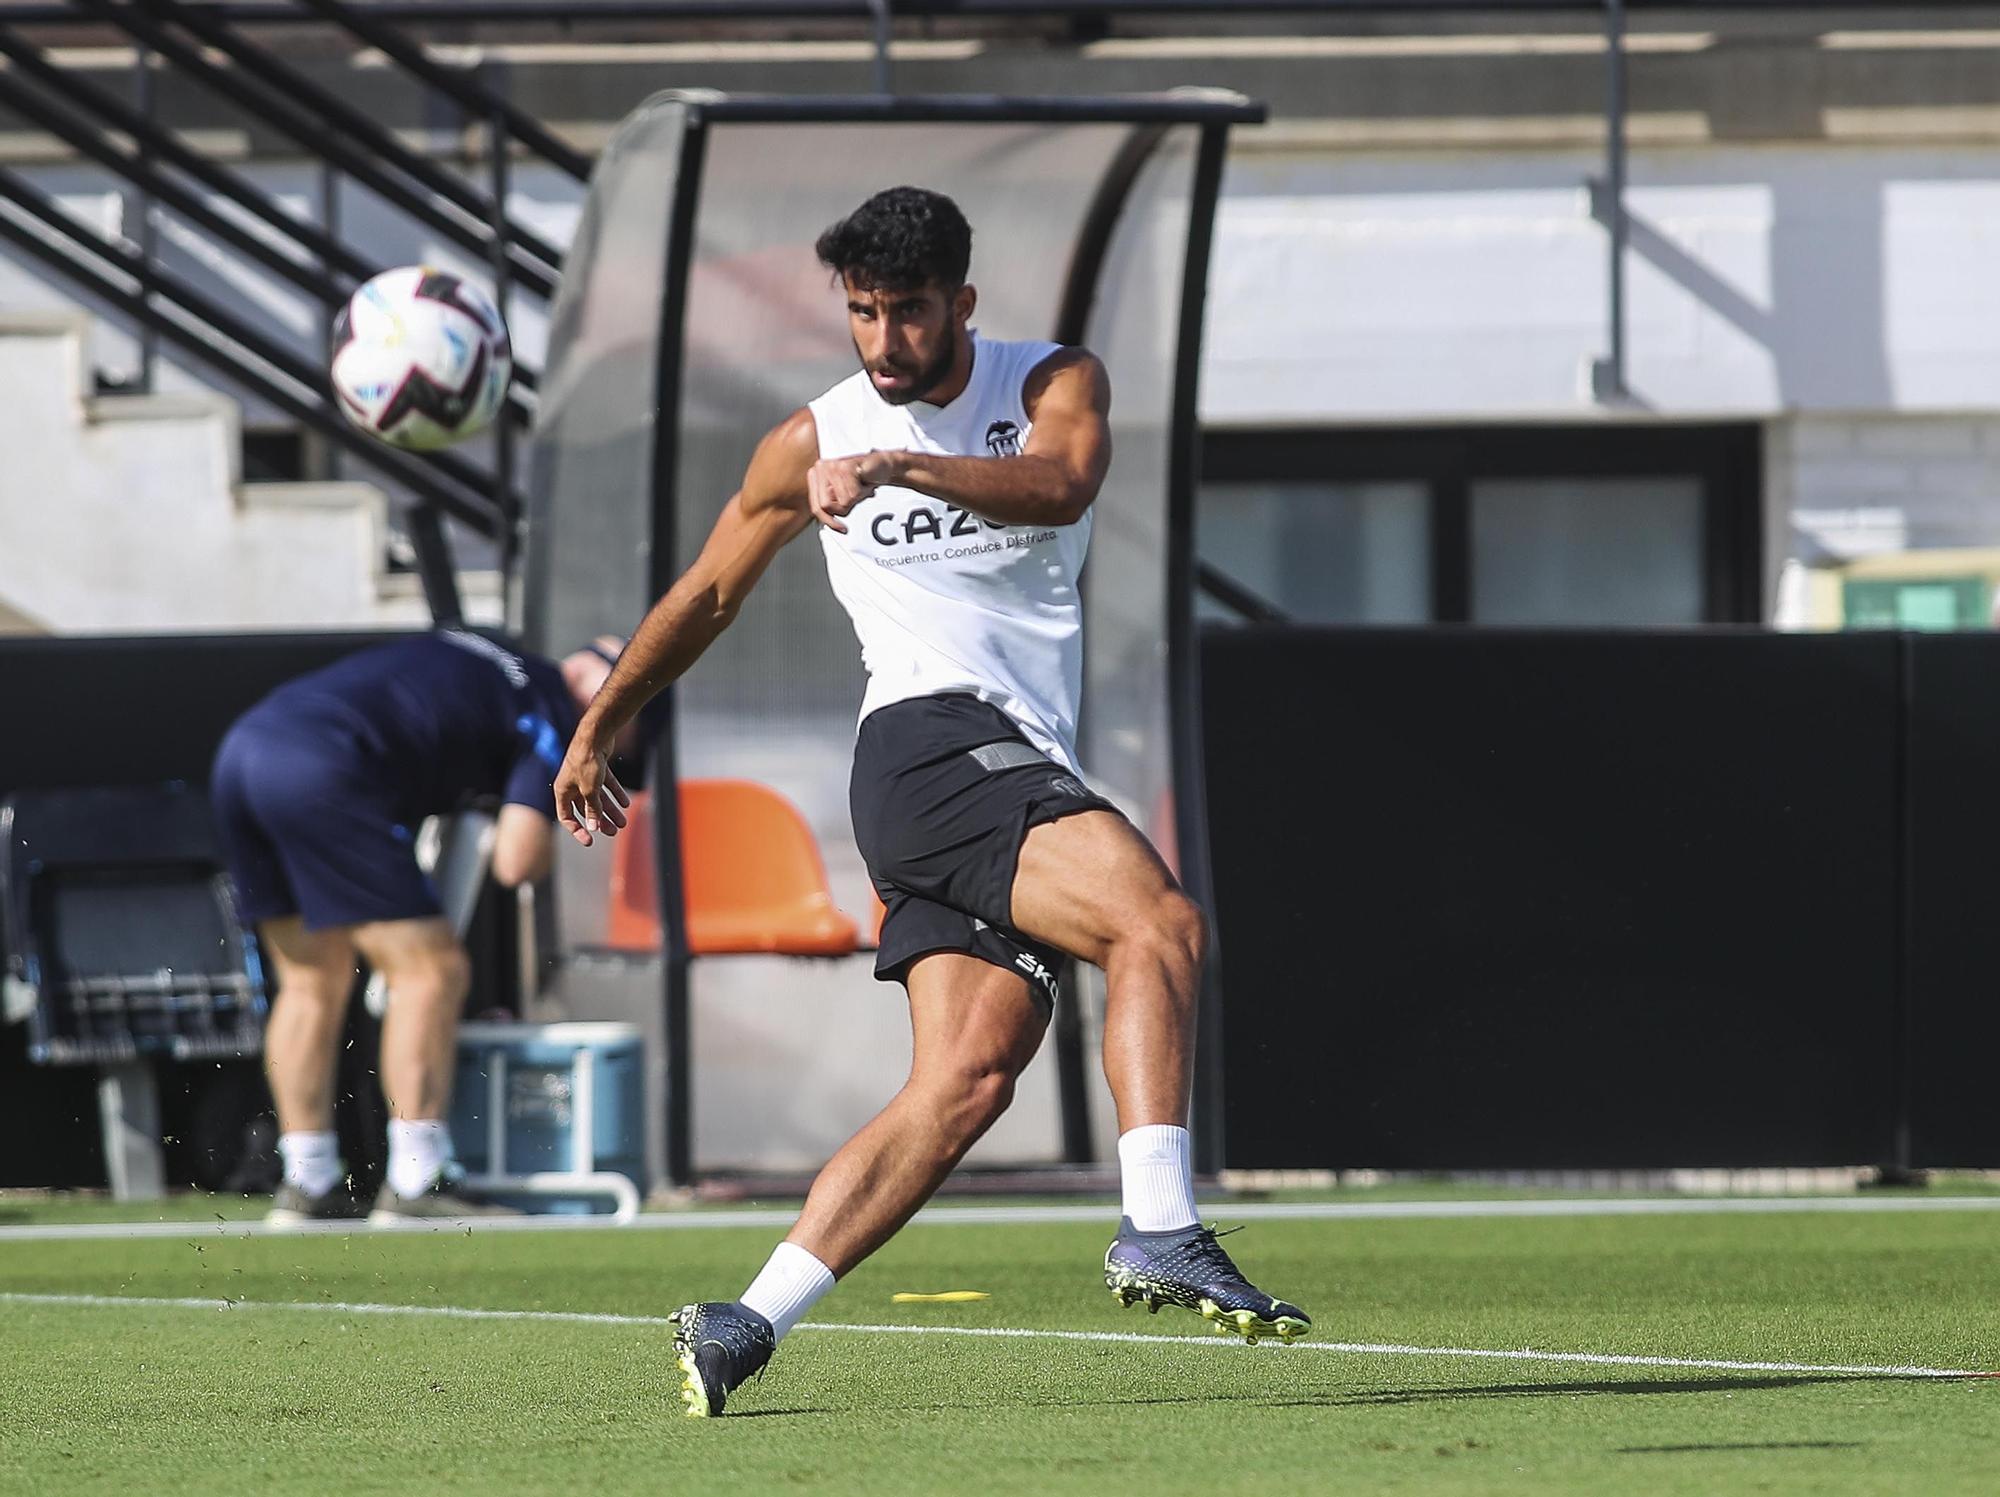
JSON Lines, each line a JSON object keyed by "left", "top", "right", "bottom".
{"left": 73, "top": 0, "right": 561, "bottom": 301}
{"left": 294, "top": 0, "right": 591, "bottom": 181}
{"left": 151, "top": 0, "right": 569, "bottom": 274}
{"left": 0, "top": 25, "right": 541, "bottom": 408}
{"left": 1195, "top": 563, "right": 1292, "bottom": 625}
{"left": 0, "top": 204, "right": 471, "bottom": 623}
{"left": 7, "top": 1, "right": 1966, "bottom": 19}
{"left": 0, "top": 28, "right": 369, "bottom": 287}
{"left": 0, "top": 69, "right": 332, "bottom": 308}
{"left": 0, "top": 191, "right": 476, "bottom": 622}
{"left": 0, "top": 167, "right": 510, "bottom": 541}
{"left": 0, "top": 4, "right": 569, "bottom": 622}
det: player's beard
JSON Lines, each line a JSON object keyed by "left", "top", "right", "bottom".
{"left": 860, "top": 321, "right": 957, "bottom": 407}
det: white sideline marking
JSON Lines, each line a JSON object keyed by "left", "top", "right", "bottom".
{"left": 3, "top": 1193, "right": 1999, "bottom": 1243}
{"left": 1, "top": 1292, "right": 1987, "bottom": 1382}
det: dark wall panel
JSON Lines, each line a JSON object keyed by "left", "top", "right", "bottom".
{"left": 1203, "top": 628, "right": 1902, "bottom": 1171}
{"left": 1906, "top": 636, "right": 2000, "bottom": 1166}
{"left": 0, "top": 632, "right": 408, "bottom": 796}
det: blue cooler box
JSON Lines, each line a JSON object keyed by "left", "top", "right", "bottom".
{"left": 451, "top": 1022, "right": 645, "bottom": 1216}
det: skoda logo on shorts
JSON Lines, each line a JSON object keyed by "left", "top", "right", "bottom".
{"left": 985, "top": 419, "right": 1023, "bottom": 457}
{"left": 1014, "top": 949, "right": 1058, "bottom": 1004}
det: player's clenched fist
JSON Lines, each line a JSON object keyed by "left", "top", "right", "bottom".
{"left": 807, "top": 450, "right": 904, "bottom": 532}
{"left": 554, "top": 733, "right": 630, "bottom": 847}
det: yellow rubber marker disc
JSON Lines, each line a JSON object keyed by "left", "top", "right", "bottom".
{"left": 890, "top": 1291, "right": 991, "bottom": 1303}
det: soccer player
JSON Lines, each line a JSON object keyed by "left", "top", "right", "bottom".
{"left": 553, "top": 187, "right": 1309, "bottom": 1416}
{"left": 212, "top": 629, "right": 636, "bottom": 1225}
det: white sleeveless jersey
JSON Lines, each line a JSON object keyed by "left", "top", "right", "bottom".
{"left": 809, "top": 331, "right": 1091, "bottom": 771}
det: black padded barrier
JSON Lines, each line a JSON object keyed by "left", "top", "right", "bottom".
{"left": 1201, "top": 627, "right": 1908, "bottom": 1171}
{"left": 0, "top": 632, "right": 410, "bottom": 794}
{"left": 1904, "top": 635, "right": 2000, "bottom": 1167}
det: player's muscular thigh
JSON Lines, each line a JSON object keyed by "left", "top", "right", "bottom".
{"left": 1008, "top": 810, "right": 1185, "bottom": 964}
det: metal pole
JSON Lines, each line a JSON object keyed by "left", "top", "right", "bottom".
{"left": 487, "top": 99, "right": 519, "bottom": 579}
{"left": 1170, "top": 124, "right": 1233, "bottom": 1178}
{"left": 320, "top": 159, "right": 341, "bottom": 481}
{"left": 1592, "top": 0, "right": 1628, "bottom": 402}
{"left": 406, "top": 502, "right": 466, "bottom": 626}
{"left": 134, "top": 44, "right": 158, "bottom": 393}
{"left": 866, "top": 0, "right": 893, "bottom": 94}
{"left": 648, "top": 114, "right": 712, "bottom": 1188}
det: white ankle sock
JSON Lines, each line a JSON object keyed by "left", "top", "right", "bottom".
{"left": 739, "top": 1241, "right": 836, "bottom": 1341}
{"left": 278, "top": 1130, "right": 343, "bottom": 1198}
{"left": 1118, "top": 1124, "right": 1199, "bottom": 1232}
{"left": 386, "top": 1119, "right": 452, "bottom": 1199}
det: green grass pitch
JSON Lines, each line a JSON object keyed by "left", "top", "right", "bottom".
{"left": 1, "top": 1198, "right": 1995, "bottom": 1495}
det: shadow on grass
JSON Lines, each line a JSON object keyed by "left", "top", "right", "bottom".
{"left": 1617, "top": 1441, "right": 1865, "bottom": 1454}
{"left": 1270, "top": 1372, "right": 1936, "bottom": 1407}
{"left": 717, "top": 1408, "right": 841, "bottom": 1420}
{"left": 728, "top": 1371, "right": 1953, "bottom": 1421}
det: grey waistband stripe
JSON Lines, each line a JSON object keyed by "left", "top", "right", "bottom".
{"left": 969, "top": 741, "right": 1049, "bottom": 773}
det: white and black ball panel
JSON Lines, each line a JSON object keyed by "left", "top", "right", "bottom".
{"left": 329, "top": 266, "right": 512, "bottom": 451}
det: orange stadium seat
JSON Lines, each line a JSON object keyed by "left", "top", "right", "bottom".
{"left": 608, "top": 781, "right": 860, "bottom": 957}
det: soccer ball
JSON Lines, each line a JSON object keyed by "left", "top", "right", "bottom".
{"left": 330, "top": 266, "right": 512, "bottom": 451}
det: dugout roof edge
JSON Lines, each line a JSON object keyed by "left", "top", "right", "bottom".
{"left": 640, "top": 89, "right": 1268, "bottom": 125}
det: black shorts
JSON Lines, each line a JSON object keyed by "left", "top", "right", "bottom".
{"left": 850, "top": 693, "right": 1119, "bottom": 1008}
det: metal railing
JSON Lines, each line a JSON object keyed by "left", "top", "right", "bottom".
{"left": 4, "top": 2, "right": 1976, "bottom": 18}
{"left": 0, "top": 165, "right": 505, "bottom": 618}
{"left": 0, "top": 3, "right": 604, "bottom": 618}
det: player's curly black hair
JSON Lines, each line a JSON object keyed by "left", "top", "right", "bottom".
{"left": 815, "top": 186, "right": 972, "bottom": 292}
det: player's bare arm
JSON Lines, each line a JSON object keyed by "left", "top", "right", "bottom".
{"left": 554, "top": 409, "right": 818, "bottom": 845}
{"left": 807, "top": 350, "right": 1111, "bottom": 533}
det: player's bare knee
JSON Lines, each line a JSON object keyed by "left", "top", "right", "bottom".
{"left": 276, "top": 969, "right": 354, "bottom": 1017}
{"left": 932, "top": 1058, "right": 1018, "bottom": 1144}
{"left": 1116, "top": 889, "right": 1207, "bottom": 975}
{"left": 1167, "top": 892, "right": 1209, "bottom": 970}
{"left": 438, "top": 944, "right": 473, "bottom": 998}
{"left": 960, "top": 1070, "right": 1016, "bottom": 1142}
{"left": 385, "top": 945, "right": 471, "bottom": 1007}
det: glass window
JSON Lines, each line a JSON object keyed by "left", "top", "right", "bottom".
{"left": 1471, "top": 476, "right": 1704, "bottom": 625}
{"left": 1198, "top": 480, "right": 1430, "bottom": 625}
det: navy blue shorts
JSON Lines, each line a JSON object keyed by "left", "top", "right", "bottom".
{"left": 210, "top": 712, "right": 441, "bottom": 932}
{"left": 849, "top": 694, "right": 1120, "bottom": 1008}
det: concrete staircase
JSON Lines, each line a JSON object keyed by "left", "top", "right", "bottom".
{"left": 0, "top": 312, "right": 499, "bottom": 635}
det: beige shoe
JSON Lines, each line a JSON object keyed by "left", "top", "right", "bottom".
{"left": 265, "top": 1180, "right": 365, "bottom": 1228}
{"left": 367, "top": 1173, "right": 519, "bottom": 1225}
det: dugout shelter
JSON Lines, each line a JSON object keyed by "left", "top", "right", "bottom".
{"left": 522, "top": 91, "right": 1263, "bottom": 1183}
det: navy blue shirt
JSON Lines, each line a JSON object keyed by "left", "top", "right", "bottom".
{"left": 248, "top": 631, "right": 578, "bottom": 822}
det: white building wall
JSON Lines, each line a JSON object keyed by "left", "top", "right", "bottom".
{"left": 1776, "top": 415, "right": 2000, "bottom": 557}
{"left": 1203, "top": 138, "right": 2000, "bottom": 615}
{"left": 1205, "top": 141, "right": 2000, "bottom": 424}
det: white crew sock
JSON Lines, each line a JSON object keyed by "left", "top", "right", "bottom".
{"left": 739, "top": 1241, "right": 836, "bottom": 1341}
{"left": 386, "top": 1118, "right": 453, "bottom": 1199}
{"left": 1118, "top": 1124, "right": 1199, "bottom": 1233}
{"left": 278, "top": 1130, "right": 343, "bottom": 1198}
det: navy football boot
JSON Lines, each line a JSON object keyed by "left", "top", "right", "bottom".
{"left": 671, "top": 1301, "right": 777, "bottom": 1417}
{"left": 1105, "top": 1218, "right": 1311, "bottom": 1344}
